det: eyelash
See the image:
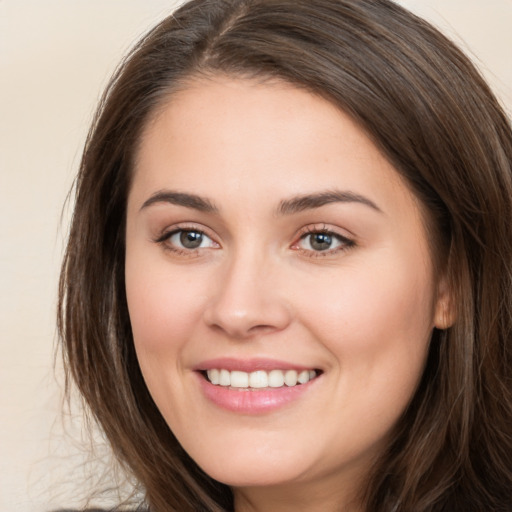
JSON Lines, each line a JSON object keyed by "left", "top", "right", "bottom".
{"left": 293, "top": 225, "right": 356, "bottom": 258}
{"left": 154, "top": 224, "right": 218, "bottom": 257}
{"left": 154, "top": 224, "right": 356, "bottom": 258}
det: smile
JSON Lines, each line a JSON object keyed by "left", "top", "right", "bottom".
{"left": 206, "top": 369, "right": 318, "bottom": 389}
{"left": 196, "top": 358, "right": 322, "bottom": 413}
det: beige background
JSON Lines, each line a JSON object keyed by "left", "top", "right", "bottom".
{"left": 1, "top": 1, "right": 511, "bottom": 510}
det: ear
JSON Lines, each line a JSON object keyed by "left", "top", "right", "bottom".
{"left": 433, "top": 275, "right": 456, "bottom": 329}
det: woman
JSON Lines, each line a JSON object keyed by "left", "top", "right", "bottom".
{"left": 58, "top": 0, "right": 512, "bottom": 510}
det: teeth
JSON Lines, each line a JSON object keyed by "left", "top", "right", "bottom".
{"left": 297, "top": 370, "right": 310, "bottom": 384}
{"left": 284, "top": 370, "right": 298, "bottom": 386}
{"left": 230, "top": 371, "right": 249, "bottom": 388}
{"left": 219, "top": 369, "right": 230, "bottom": 386}
{"left": 206, "top": 368, "right": 318, "bottom": 389}
{"left": 268, "top": 369, "right": 285, "bottom": 387}
{"left": 249, "top": 370, "right": 268, "bottom": 388}
{"left": 208, "top": 368, "right": 220, "bottom": 385}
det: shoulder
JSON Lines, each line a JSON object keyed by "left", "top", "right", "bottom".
{"left": 51, "top": 504, "right": 149, "bottom": 512}
{"left": 52, "top": 509, "right": 145, "bottom": 512}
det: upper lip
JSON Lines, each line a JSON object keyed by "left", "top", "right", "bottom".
{"left": 195, "top": 357, "right": 319, "bottom": 373}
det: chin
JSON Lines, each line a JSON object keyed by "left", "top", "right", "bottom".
{"left": 187, "top": 441, "right": 311, "bottom": 488}
{"left": 201, "top": 461, "right": 304, "bottom": 488}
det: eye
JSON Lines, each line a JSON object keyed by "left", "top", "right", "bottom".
{"left": 157, "top": 228, "right": 218, "bottom": 252}
{"left": 295, "top": 229, "right": 355, "bottom": 254}
{"left": 170, "top": 230, "right": 212, "bottom": 249}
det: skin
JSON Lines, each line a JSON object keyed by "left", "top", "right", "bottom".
{"left": 125, "top": 76, "right": 451, "bottom": 512}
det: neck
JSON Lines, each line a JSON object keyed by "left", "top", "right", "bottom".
{"left": 233, "top": 474, "right": 365, "bottom": 512}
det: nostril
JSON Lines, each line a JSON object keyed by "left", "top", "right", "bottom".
{"left": 247, "top": 324, "right": 279, "bottom": 335}
{"left": 202, "top": 272, "right": 293, "bottom": 338}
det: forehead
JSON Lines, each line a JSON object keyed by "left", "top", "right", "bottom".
{"left": 132, "top": 76, "right": 409, "bottom": 203}
{"left": 128, "top": 74, "right": 436, "bottom": 271}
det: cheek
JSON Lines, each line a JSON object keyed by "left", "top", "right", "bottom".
{"left": 297, "top": 257, "right": 435, "bottom": 398}
{"left": 124, "top": 254, "right": 209, "bottom": 419}
{"left": 302, "top": 249, "right": 435, "bottom": 345}
{"left": 125, "top": 251, "right": 206, "bottom": 356}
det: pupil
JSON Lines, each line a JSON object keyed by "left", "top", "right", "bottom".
{"left": 180, "top": 231, "right": 203, "bottom": 249}
{"left": 311, "top": 233, "right": 332, "bottom": 251}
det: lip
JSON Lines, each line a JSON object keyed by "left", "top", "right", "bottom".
{"left": 195, "top": 358, "right": 321, "bottom": 414}
{"left": 195, "top": 357, "right": 317, "bottom": 373}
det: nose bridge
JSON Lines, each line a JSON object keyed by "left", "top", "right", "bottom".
{"left": 204, "top": 241, "right": 291, "bottom": 338}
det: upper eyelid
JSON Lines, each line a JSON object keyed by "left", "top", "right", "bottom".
{"left": 156, "top": 223, "right": 216, "bottom": 240}
{"left": 296, "top": 223, "right": 355, "bottom": 241}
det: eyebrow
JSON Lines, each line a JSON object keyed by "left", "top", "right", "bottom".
{"left": 140, "top": 190, "right": 219, "bottom": 213}
{"left": 277, "top": 190, "right": 382, "bottom": 215}
{"left": 139, "top": 188, "right": 382, "bottom": 216}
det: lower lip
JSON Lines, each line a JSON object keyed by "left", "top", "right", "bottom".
{"left": 197, "top": 373, "right": 318, "bottom": 414}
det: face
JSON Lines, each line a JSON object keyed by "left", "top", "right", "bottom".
{"left": 125, "top": 77, "right": 448, "bottom": 509}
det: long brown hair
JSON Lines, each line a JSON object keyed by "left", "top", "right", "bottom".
{"left": 58, "top": 1, "right": 512, "bottom": 510}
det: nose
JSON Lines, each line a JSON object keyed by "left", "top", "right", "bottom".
{"left": 203, "top": 250, "right": 292, "bottom": 340}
